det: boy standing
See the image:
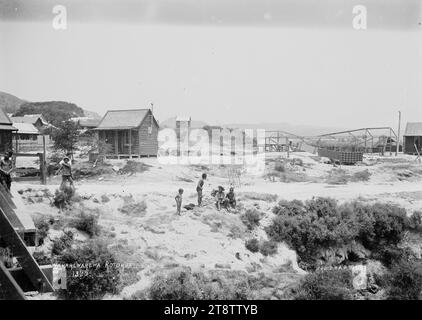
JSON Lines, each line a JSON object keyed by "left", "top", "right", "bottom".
{"left": 175, "top": 188, "right": 184, "bottom": 215}
{"left": 56, "top": 156, "right": 74, "bottom": 191}
{"left": 196, "top": 173, "right": 207, "bottom": 206}
{"left": 0, "top": 151, "right": 14, "bottom": 192}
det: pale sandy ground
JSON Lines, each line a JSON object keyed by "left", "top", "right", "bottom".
{"left": 17, "top": 151, "right": 422, "bottom": 299}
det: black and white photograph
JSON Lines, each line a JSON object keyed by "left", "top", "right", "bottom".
{"left": 1, "top": 0, "right": 422, "bottom": 308}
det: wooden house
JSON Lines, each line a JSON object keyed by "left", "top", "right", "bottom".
{"left": 0, "top": 109, "right": 17, "bottom": 154}
{"left": 403, "top": 122, "right": 422, "bottom": 155}
{"left": 95, "top": 109, "right": 159, "bottom": 158}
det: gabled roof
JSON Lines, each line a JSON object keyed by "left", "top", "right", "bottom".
{"left": 96, "top": 109, "right": 158, "bottom": 130}
{"left": 10, "top": 114, "right": 48, "bottom": 126}
{"left": 12, "top": 122, "right": 40, "bottom": 135}
{"left": 404, "top": 122, "right": 422, "bottom": 136}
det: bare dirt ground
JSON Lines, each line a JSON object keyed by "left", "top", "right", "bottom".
{"left": 16, "top": 151, "right": 422, "bottom": 299}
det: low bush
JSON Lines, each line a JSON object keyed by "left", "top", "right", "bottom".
{"left": 119, "top": 161, "right": 151, "bottom": 175}
{"left": 51, "top": 230, "right": 74, "bottom": 256}
{"left": 259, "top": 241, "right": 278, "bottom": 256}
{"left": 384, "top": 260, "right": 422, "bottom": 300}
{"left": 326, "top": 168, "right": 349, "bottom": 185}
{"left": 33, "top": 251, "right": 52, "bottom": 266}
{"left": 241, "top": 209, "right": 261, "bottom": 230}
{"left": 266, "top": 198, "right": 411, "bottom": 265}
{"left": 293, "top": 269, "right": 354, "bottom": 300}
{"left": 149, "top": 269, "right": 252, "bottom": 300}
{"left": 56, "top": 239, "right": 121, "bottom": 300}
{"left": 69, "top": 210, "right": 100, "bottom": 237}
{"left": 72, "top": 162, "right": 114, "bottom": 180}
{"left": 351, "top": 169, "right": 371, "bottom": 182}
{"left": 245, "top": 238, "right": 260, "bottom": 253}
{"left": 33, "top": 216, "right": 50, "bottom": 245}
{"left": 53, "top": 188, "right": 75, "bottom": 209}
{"left": 409, "top": 211, "right": 422, "bottom": 231}
{"left": 240, "top": 192, "right": 278, "bottom": 202}
{"left": 274, "top": 162, "right": 285, "bottom": 173}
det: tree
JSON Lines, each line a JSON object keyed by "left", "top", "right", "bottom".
{"left": 52, "top": 120, "right": 80, "bottom": 157}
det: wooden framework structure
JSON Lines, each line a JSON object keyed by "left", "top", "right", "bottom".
{"left": 264, "top": 127, "right": 399, "bottom": 156}
{"left": 0, "top": 185, "right": 54, "bottom": 299}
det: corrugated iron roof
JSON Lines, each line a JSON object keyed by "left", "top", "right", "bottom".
{"left": 403, "top": 122, "right": 422, "bottom": 136}
{"left": 12, "top": 122, "right": 40, "bottom": 134}
{"left": 96, "top": 109, "right": 150, "bottom": 130}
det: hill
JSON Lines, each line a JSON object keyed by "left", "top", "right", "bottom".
{"left": 0, "top": 91, "right": 26, "bottom": 113}
{"left": 0, "top": 91, "right": 101, "bottom": 126}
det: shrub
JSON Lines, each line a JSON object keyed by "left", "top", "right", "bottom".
{"left": 351, "top": 169, "right": 371, "bottom": 182}
{"left": 351, "top": 202, "right": 409, "bottom": 249}
{"left": 409, "top": 211, "right": 422, "bottom": 231}
{"left": 266, "top": 197, "right": 358, "bottom": 262}
{"left": 241, "top": 209, "right": 261, "bottom": 230}
{"left": 51, "top": 230, "right": 74, "bottom": 256}
{"left": 33, "top": 251, "right": 52, "bottom": 266}
{"left": 240, "top": 192, "right": 278, "bottom": 202}
{"left": 293, "top": 269, "right": 354, "bottom": 300}
{"left": 56, "top": 239, "right": 121, "bottom": 300}
{"left": 34, "top": 216, "right": 50, "bottom": 245}
{"left": 290, "top": 158, "right": 304, "bottom": 166}
{"left": 376, "top": 246, "right": 415, "bottom": 268}
{"left": 149, "top": 270, "right": 203, "bottom": 300}
{"left": 259, "top": 241, "right": 278, "bottom": 256}
{"left": 279, "top": 172, "right": 309, "bottom": 183}
{"left": 69, "top": 210, "right": 100, "bottom": 237}
{"left": 53, "top": 188, "right": 74, "bottom": 208}
{"left": 149, "top": 269, "right": 252, "bottom": 300}
{"left": 266, "top": 198, "right": 411, "bottom": 265}
{"left": 384, "top": 260, "right": 422, "bottom": 300}
{"left": 245, "top": 238, "right": 260, "bottom": 253}
{"left": 119, "top": 161, "right": 151, "bottom": 175}
{"left": 274, "top": 162, "right": 285, "bottom": 173}
{"left": 326, "top": 168, "right": 349, "bottom": 185}
{"left": 272, "top": 199, "right": 306, "bottom": 216}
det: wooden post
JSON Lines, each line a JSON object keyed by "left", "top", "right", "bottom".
{"left": 286, "top": 137, "right": 290, "bottom": 158}
{"left": 114, "top": 130, "right": 118, "bottom": 156}
{"left": 41, "top": 135, "right": 47, "bottom": 185}
{"left": 128, "top": 129, "right": 132, "bottom": 158}
{"left": 396, "top": 111, "right": 401, "bottom": 156}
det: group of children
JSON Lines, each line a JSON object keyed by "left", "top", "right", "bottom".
{"left": 175, "top": 173, "right": 237, "bottom": 215}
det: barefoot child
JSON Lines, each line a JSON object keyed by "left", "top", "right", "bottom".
{"left": 196, "top": 173, "right": 207, "bottom": 206}
{"left": 175, "top": 188, "right": 184, "bottom": 215}
{"left": 56, "top": 156, "right": 74, "bottom": 191}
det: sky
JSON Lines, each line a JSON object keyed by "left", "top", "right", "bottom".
{"left": 0, "top": 0, "right": 421, "bottom": 130}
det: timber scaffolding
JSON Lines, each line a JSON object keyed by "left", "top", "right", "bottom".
{"left": 0, "top": 184, "right": 54, "bottom": 299}
{"left": 264, "top": 127, "right": 399, "bottom": 155}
